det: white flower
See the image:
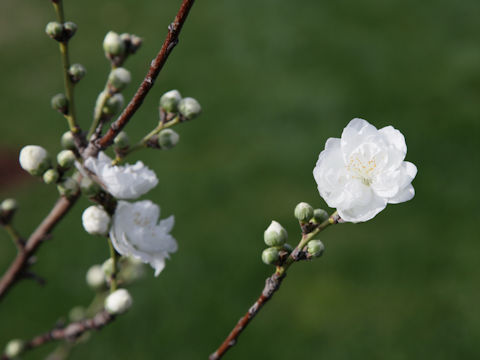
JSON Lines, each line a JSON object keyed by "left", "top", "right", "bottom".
{"left": 109, "top": 200, "right": 177, "bottom": 276}
{"left": 313, "top": 118, "right": 417, "bottom": 223}
{"left": 105, "top": 288, "right": 133, "bottom": 315}
{"left": 19, "top": 145, "right": 50, "bottom": 176}
{"left": 82, "top": 205, "right": 111, "bottom": 236}
{"left": 85, "top": 152, "right": 158, "bottom": 199}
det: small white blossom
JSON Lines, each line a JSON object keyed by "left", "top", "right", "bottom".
{"left": 104, "top": 288, "right": 133, "bottom": 315}
{"left": 82, "top": 205, "right": 111, "bottom": 236}
{"left": 313, "top": 118, "right": 417, "bottom": 223}
{"left": 110, "top": 200, "right": 177, "bottom": 276}
{"left": 85, "top": 152, "right": 158, "bottom": 199}
{"left": 19, "top": 145, "right": 50, "bottom": 176}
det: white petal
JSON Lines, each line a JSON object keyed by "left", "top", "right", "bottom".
{"left": 388, "top": 184, "right": 415, "bottom": 204}
{"left": 337, "top": 193, "right": 387, "bottom": 223}
{"left": 379, "top": 126, "right": 407, "bottom": 155}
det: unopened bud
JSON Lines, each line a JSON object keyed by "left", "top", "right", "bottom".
{"left": 86, "top": 265, "right": 106, "bottom": 290}
{"left": 294, "top": 202, "right": 314, "bottom": 222}
{"left": 158, "top": 129, "right": 180, "bottom": 150}
{"left": 57, "top": 177, "right": 78, "bottom": 197}
{"left": 82, "top": 205, "right": 110, "bottom": 236}
{"left": 80, "top": 176, "right": 102, "bottom": 198}
{"left": 264, "top": 220, "right": 287, "bottom": 246}
{"left": 103, "top": 93, "right": 124, "bottom": 115}
{"left": 313, "top": 209, "right": 329, "bottom": 223}
{"left": 63, "top": 22, "right": 77, "bottom": 40}
{"left": 307, "top": 239, "right": 325, "bottom": 258}
{"left": 4, "top": 339, "right": 24, "bottom": 358}
{"left": 159, "top": 90, "right": 182, "bottom": 113}
{"left": 108, "top": 68, "right": 131, "bottom": 93}
{"left": 114, "top": 131, "right": 129, "bottom": 149}
{"left": 45, "top": 21, "right": 63, "bottom": 40}
{"left": 57, "top": 150, "right": 76, "bottom": 169}
{"left": 129, "top": 34, "right": 142, "bottom": 53}
{"left": 178, "top": 97, "right": 201, "bottom": 120}
{"left": 69, "top": 63, "right": 86, "bottom": 83}
{"left": 262, "top": 247, "right": 280, "bottom": 265}
{"left": 43, "top": 169, "right": 59, "bottom": 184}
{"left": 19, "top": 145, "right": 51, "bottom": 176}
{"left": 1, "top": 199, "right": 18, "bottom": 213}
{"left": 102, "top": 258, "right": 114, "bottom": 277}
{"left": 105, "top": 288, "right": 133, "bottom": 315}
{"left": 69, "top": 306, "right": 86, "bottom": 322}
{"left": 103, "top": 31, "right": 126, "bottom": 57}
{"left": 51, "top": 93, "right": 68, "bottom": 114}
{"left": 61, "top": 131, "right": 76, "bottom": 150}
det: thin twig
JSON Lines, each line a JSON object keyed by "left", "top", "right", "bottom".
{"left": 83, "top": 0, "right": 196, "bottom": 158}
{"left": 1, "top": 310, "right": 115, "bottom": 360}
{"left": 209, "top": 213, "right": 340, "bottom": 359}
{"left": 0, "top": 193, "right": 80, "bottom": 301}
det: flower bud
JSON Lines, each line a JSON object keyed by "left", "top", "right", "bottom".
{"left": 69, "top": 306, "right": 86, "bottom": 322}
{"left": 159, "top": 90, "right": 182, "bottom": 113}
{"left": 43, "top": 169, "right": 59, "bottom": 184}
{"left": 158, "top": 129, "right": 180, "bottom": 150}
{"left": 61, "top": 131, "right": 76, "bottom": 150}
{"left": 307, "top": 239, "right": 325, "bottom": 258}
{"left": 45, "top": 21, "right": 63, "bottom": 40}
{"left": 57, "top": 150, "right": 76, "bottom": 170}
{"left": 51, "top": 93, "right": 68, "bottom": 114}
{"left": 69, "top": 63, "right": 86, "bottom": 83}
{"left": 1, "top": 199, "right": 18, "bottom": 213}
{"left": 19, "top": 145, "right": 51, "bottom": 176}
{"left": 120, "top": 257, "right": 145, "bottom": 284}
{"left": 86, "top": 264, "right": 106, "bottom": 290}
{"left": 178, "top": 97, "right": 201, "bottom": 120}
{"left": 103, "top": 93, "right": 124, "bottom": 115}
{"left": 82, "top": 205, "right": 110, "bottom": 236}
{"left": 108, "top": 68, "right": 131, "bottom": 93}
{"left": 57, "top": 177, "right": 79, "bottom": 197}
{"left": 103, "top": 31, "right": 126, "bottom": 57}
{"left": 313, "top": 208, "right": 329, "bottom": 223}
{"left": 105, "top": 288, "right": 133, "bottom": 315}
{"left": 128, "top": 34, "right": 142, "bottom": 53}
{"left": 63, "top": 22, "right": 77, "bottom": 39}
{"left": 262, "top": 247, "right": 280, "bottom": 265}
{"left": 4, "top": 339, "right": 24, "bottom": 358}
{"left": 294, "top": 202, "right": 314, "bottom": 222}
{"left": 102, "top": 258, "right": 114, "bottom": 277}
{"left": 80, "top": 176, "right": 102, "bottom": 198}
{"left": 264, "top": 220, "right": 287, "bottom": 246}
{"left": 114, "top": 131, "right": 129, "bottom": 149}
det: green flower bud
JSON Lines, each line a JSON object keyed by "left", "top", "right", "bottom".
{"left": 45, "top": 21, "right": 63, "bottom": 40}
{"left": 57, "top": 177, "right": 79, "bottom": 197}
{"left": 43, "top": 169, "right": 59, "bottom": 184}
{"left": 264, "top": 220, "right": 288, "bottom": 246}
{"left": 294, "top": 202, "right": 314, "bottom": 222}
{"left": 262, "top": 247, "right": 280, "bottom": 265}
{"left": 4, "top": 339, "right": 24, "bottom": 358}
{"left": 103, "top": 93, "right": 124, "bottom": 115}
{"left": 313, "top": 208, "right": 329, "bottom": 223}
{"left": 57, "top": 150, "right": 76, "bottom": 169}
{"left": 51, "top": 93, "right": 69, "bottom": 114}
{"left": 86, "top": 264, "right": 106, "bottom": 290}
{"left": 114, "top": 131, "right": 130, "bottom": 149}
{"left": 69, "top": 306, "right": 86, "bottom": 322}
{"left": 69, "top": 63, "right": 86, "bottom": 83}
{"left": 63, "top": 21, "right": 77, "bottom": 39}
{"left": 19, "top": 145, "right": 51, "bottom": 176}
{"left": 159, "top": 89, "right": 182, "bottom": 113}
{"left": 108, "top": 68, "right": 131, "bottom": 93}
{"left": 178, "top": 97, "right": 201, "bottom": 120}
{"left": 61, "top": 131, "right": 76, "bottom": 150}
{"left": 1, "top": 199, "right": 18, "bottom": 213}
{"left": 307, "top": 239, "right": 325, "bottom": 258}
{"left": 158, "top": 129, "right": 180, "bottom": 150}
{"left": 80, "top": 176, "right": 102, "bottom": 198}
{"left": 103, "top": 31, "right": 126, "bottom": 57}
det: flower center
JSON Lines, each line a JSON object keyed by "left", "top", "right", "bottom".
{"left": 346, "top": 153, "right": 378, "bottom": 186}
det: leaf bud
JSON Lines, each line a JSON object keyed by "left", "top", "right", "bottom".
{"left": 158, "top": 129, "right": 180, "bottom": 150}
{"left": 262, "top": 247, "right": 280, "bottom": 265}
{"left": 159, "top": 90, "right": 182, "bottom": 113}
{"left": 178, "top": 97, "right": 201, "bottom": 120}
{"left": 307, "top": 239, "right": 325, "bottom": 258}
{"left": 43, "top": 168, "right": 60, "bottom": 184}
{"left": 294, "top": 202, "right": 314, "bottom": 222}
{"left": 264, "top": 220, "right": 288, "bottom": 246}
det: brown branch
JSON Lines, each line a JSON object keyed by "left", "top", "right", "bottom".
{"left": 83, "top": 0, "right": 196, "bottom": 158}
{"left": 1, "top": 310, "right": 114, "bottom": 360}
{"left": 0, "top": 193, "right": 80, "bottom": 301}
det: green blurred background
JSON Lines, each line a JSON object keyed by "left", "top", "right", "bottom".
{"left": 1, "top": 0, "right": 479, "bottom": 358}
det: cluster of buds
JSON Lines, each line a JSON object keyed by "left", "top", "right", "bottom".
{"left": 45, "top": 21, "right": 77, "bottom": 42}
{"left": 103, "top": 31, "right": 142, "bottom": 67}
{"left": 159, "top": 89, "right": 202, "bottom": 122}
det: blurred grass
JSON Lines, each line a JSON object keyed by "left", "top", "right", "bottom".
{"left": 1, "top": 0, "right": 480, "bottom": 358}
